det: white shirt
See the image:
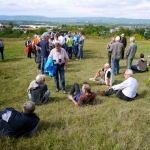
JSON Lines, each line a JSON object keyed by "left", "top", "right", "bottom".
{"left": 58, "top": 36, "right": 65, "bottom": 45}
{"left": 112, "top": 77, "right": 138, "bottom": 98}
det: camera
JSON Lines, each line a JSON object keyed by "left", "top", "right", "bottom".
{"left": 59, "top": 59, "right": 61, "bottom": 63}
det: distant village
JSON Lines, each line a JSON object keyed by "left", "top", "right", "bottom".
{"left": 0, "top": 22, "right": 149, "bottom": 35}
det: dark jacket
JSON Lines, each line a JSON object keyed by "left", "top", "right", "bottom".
{"left": 110, "top": 41, "right": 124, "bottom": 60}
{"left": 0, "top": 108, "right": 39, "bottom": 138}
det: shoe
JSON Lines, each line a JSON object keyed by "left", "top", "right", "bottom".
{"left": 89, "top": 78, "right": 96, "bottom": 81}
{"left": 56, "top": 88, "right": 59, "bottom": 92}
{"left": 97, "top": 90, "right": 105, "bottom": 96}
{"left": 62, "top": 90, "right": 67, "bottom": 94}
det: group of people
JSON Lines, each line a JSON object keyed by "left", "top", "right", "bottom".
{"left": 25, "top": 31, "right": 85, "bottom": 94}
{"left": 0, "top": 33, "right": 148, "bottom": 138}
{"left": 106, "top": 34, "right": 148, "bottom": 74}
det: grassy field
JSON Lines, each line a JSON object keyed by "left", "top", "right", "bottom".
{"left": 0, "top": 37, "right": 150, "bottom": 150}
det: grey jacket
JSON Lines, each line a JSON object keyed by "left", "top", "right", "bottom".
{"left": 126, "top": 42, "right": 137, "bottom": 59}
{"left": 110, "top": 41, "right": 124, "bottom": 59}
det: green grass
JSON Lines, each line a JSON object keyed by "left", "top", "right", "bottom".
{"left": 0, "top": 37, "right": 150, "bottom": 150}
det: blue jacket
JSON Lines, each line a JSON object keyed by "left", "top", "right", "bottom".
{"left": 45, "top": 58, "right": 57, "bottom": 77}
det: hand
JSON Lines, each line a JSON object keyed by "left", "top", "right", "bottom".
{"left": 64, "top": 66, "right": 67, "bottom": 71}
{"left": 68, "top": 95, "right": 73, "bottom": 100}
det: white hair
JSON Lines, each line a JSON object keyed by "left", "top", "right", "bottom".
{"left": 35, "top": 74, "right": 45, "bottom": 83}
{"left": 130, "top": 37, "right": 135, "bottom": 42}
{"left": 104, "top": 63, "right": 110, "bottom": 67}
{"left": 126, "top": 69, "right": 133, "bottom": 76}
{"left": 22, "top": 101, "right": 35, "bottom": 114}
{"left": 115, "top": 36, "right": 120, "bottom": 41}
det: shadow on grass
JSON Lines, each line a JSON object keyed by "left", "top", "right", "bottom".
{"left": 1, "top": 58, "right": 23, "bottom": 62}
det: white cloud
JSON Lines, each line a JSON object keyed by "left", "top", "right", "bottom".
{"left": 0, "top": 0, "right": 150, "bottom": 19}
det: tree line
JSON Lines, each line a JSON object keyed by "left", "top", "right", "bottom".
{"left": 0, "top": 24, "right": 150, "bottom": 40}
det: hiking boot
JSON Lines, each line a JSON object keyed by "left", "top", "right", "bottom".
{"left": 97, "top": 90, "right": 105, "bottom": 96}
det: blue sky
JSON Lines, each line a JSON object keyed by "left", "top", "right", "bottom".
{"left": 0, "top": 0, "right": 150, "bottom": 19}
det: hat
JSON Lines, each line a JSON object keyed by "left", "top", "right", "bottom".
{"left": 121, "top": 33, "right": 125, "bottom": 36}
{"left": 115, "top": 36, "right": 120, "bottom": 41}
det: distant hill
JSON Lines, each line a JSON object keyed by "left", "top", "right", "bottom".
{"left": 0, "top": 15, "right": 150, "bottom": 26}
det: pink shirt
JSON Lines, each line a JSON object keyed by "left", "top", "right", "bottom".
{"left": 49, "top": 48, "right": 69, "bottom": 64}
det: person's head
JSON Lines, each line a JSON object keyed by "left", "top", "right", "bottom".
{"left": 27, "top": 37, "right": 30, "bottom": 41}
{"left": 82, "top": 83, "right": 91, "bottom": 94}
{"left": 22, "top": 101, "right": 35, "bottom": 115}
{"left": 41, "top": 36, "right": 46, "bottom": 40}
{"left": 121, "top": 33, "right": 125, "bottom": 37}
{"left": 111, "top": 37, "right": 115, "bottom": 43}
{"left": 130, "top": 37, "right": 135, "bottom": 43}
{"left": 35, "top": 74, "right": 45, "bottom": 83}
{"left": 104, "top": 63, "right": 110, "bottom": 70}
{"left": 140, "top": 53, "right": 144, "bottom": 58}
{"left": 55, "top": 42, "right": 61, "bottom": 51}
{"left": 124, "top": 69, "right": 133, "bottom": 79}
{"left": 115, "top": 36, "right": 120, "bottom": 42}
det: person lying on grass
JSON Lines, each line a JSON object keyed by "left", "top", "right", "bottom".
{"left": 0, "top": 101, "right": 39, "bottom": 138}
{"left": 68, "top": 83, "right": 97, "bottom": 106}
{"left": 97, "top": 69, "right": 138, "bottom": 101}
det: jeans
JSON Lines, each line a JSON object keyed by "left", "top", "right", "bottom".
{"left": 41, "top": 57, "right": 48, "bottom": 74}
{"left": 67, "top": 46, "right": 72, "bottom": 59}
{"left": 104, "top": 89, "right": 132, "bottom": 101}
{"left": 0, "top": 48, "right": 4, "bottom": 60}
{"left": 28, "top": 90, "right": 50, "bottom": 103}
{"left": 78, "top": 44, "right": 83, "bottom": 59}
{"left": 126, "top": 58, "right": 133, "bottom": 69}
{"left": 70, "top": 83, "right": 80, "bottom": 95}
{"left": 131, "top": 65, "right": 147, "bottom": 72}
{"left": 73, "top": 45, "right": 78, "bottom": 57}
{"left": 112, "top": 59, "right": 120, "bottom": 74}
{"left": 54, "top": 64, "right": 66, "bottom": 91}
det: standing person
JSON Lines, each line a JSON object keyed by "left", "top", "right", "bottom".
{"left": 106, "top": 38, "right": 115, "bottom": 66}
{"left": 73, "top": 32, "right": 80, "bottom": 57}
{"left": 97, "top": 69, "right": 138, "bottom": 101}
{"left": 0, "top": 39, "right": 4, "bottom": 60}
{"left": 25, "top": 37, "right": 32, "bottom": 58}
{"left": 131, "top": 53, "right": 147, "bottom": 72}
{"left": 36, "top": 36, "right": 49, "bottom": 74}
{"left": 58, "top": 33, "right": 66, "bottom": 49}
{"left": 68, "top": 83, "right": 97, "bottom": 106}
{"left": 76, "top": 32, "right": 85, "bottom": 60}
{"left": 48, "top": 42, "right": 69, "bottom": 94}
{"left": 32, "top": 34, "right": 39, "bottom": 62}
{"left": 0, "top": 101, "right": 40, "bottom": 137}
{"left": 110, "top": 36, "right": 124, "bottom": 75}
{"left": 120, "top": 33, "right": 127, "bottom": 59}
{"left": 27, "top": 74, "right": 50, "bottom": 104}
{"left": 66, "top": 34, "right": 73, "bottom": 59}
{"left": 126, "top": 37, "right": 137, "bottom": 69}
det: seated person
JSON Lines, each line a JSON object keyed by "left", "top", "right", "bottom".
{"left": 97, "top": 69, "right": 138, "bottom": 101}
{"left": 0, "top": 101, "right": 40, "bottom": 137}
{"left": 27, "top": 74, "right": 50, "bottom": 105}
{"left": 131, "top": 53, "right": 148, "bottom": 72}
{"left": 68, "top": 83, "right": 97, "bottom": 106}
{"left": 89, "top": 63, "right": 114, "bottom": 86}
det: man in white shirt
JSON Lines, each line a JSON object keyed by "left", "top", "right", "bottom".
{"left": 97, "top": 69, "right": 138, "bottom": 101}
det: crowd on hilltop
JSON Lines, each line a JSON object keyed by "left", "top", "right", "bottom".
{"left": 0, "top": 32, "right": 149, "bottom": 138}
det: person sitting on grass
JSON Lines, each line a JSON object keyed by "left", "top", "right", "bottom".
{"left": 97, "top": 69, "right": 138, "bottom": 101}
{"left": 0, "top": 101, "right": 40, "bottom": 138}
{"left": 68, "top": 82, "right": 97, "bottom": 106}
{"left": 89, "top": 63, "right": 114, "bottom": 87}
{"left": 27, "top": 74, "right": 50, "bottom": 105}
{"left": 131, "top": 53, "right": 148, "bottom": 72}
